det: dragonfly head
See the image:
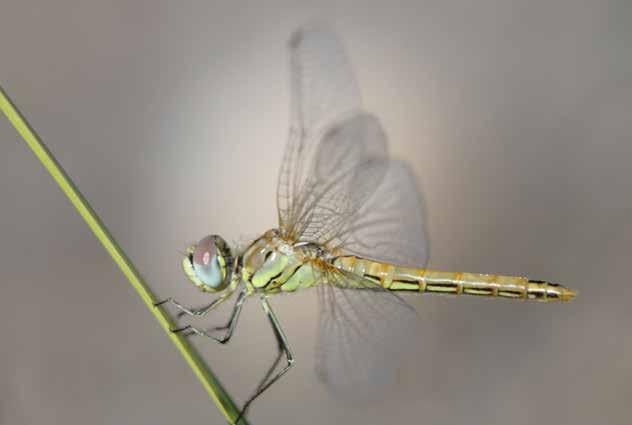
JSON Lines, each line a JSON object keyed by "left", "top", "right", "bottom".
{"left": 182, "top": 235, "right": 233, "bottom": 292}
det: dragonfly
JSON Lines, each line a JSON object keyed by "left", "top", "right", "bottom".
{"left": 155, "top": 26, "right": 576, "bottom": 422}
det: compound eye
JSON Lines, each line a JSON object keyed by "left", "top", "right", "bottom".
{"left": 191, "top": 235, "right": 224, "bottom": 288}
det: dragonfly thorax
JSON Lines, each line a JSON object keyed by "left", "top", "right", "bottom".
{"left": 240, "top": 229, "right": 330, "bottom": 293}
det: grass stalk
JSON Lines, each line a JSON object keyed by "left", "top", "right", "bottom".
{"left": 0, "top": 86, "right": 248, "bottom": 425}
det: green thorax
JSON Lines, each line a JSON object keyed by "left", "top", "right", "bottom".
{"left": 240, "top": 229, "right": 325, "bottom": 294}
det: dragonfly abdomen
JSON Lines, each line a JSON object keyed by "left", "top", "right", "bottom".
{"left": 333, "top": 256, "right": 576, "bottom": 302}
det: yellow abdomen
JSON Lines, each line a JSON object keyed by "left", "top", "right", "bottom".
{"left": 333, "top": 256, "right": 576, "bottom": 302}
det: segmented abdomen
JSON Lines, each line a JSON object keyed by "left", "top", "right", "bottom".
{"left": 333, "top": 256, "right": 576, "bottom": 302}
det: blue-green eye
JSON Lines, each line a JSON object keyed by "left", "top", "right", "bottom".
{"left": 191, "top": 235, "right": 225, "bottom": 288}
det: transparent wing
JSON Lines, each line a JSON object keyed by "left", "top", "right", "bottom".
{"left": 338, "top": 159, "right": 429, "bottom": 267}
{"left": 277, "top": 26, "right": 428, "bottom": 269}
{"left": 287, "top": 113, "right": 389, "bottom": 244}
{"left": 278, "top": 25, "right": 359, "bottom": 234}
{"left": 287, "top": 25, "right": 360, "bottom": 137}
{"left": 315, "top": 268, "right": 418, "bottom": 400}
{"left": 278, "top": 26, "right": 389, "bottom": 243}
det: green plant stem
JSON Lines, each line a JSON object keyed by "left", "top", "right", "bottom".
{"left": 0, "top": 86, "right": 248, "bottom": 425}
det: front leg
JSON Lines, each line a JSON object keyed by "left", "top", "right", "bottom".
{"left": 171, "top": 289, "right": 248, "bottom": 344}
{"left": 153, "top": 290, "right": 233, "bottom": 318}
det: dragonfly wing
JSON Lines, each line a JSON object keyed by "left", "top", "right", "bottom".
{"left": 278, "top": 27, "right": 429, "bottom": 267}
{"left": 315, "top": 268, "right": 418, "bottom": 401}
{"left": 293, "top": 113, "right": 389, "bottom": 244}
{"left": 339, "top": 159, "right": 429, "bottom": 268}
{"left": 279, "top": 25, "right": 360, "bottom": 234}
{"left": 287, "top": 25, "right": 360, "bottom": 137}
{"left": 278, "top": 26, "right": 389, "bottom": 242}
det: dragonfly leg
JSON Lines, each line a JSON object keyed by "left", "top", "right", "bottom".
{"left": 171, "top": 290, "right": 247, "bottom": 344}
{"left": 153, "top": 290, "right": 233, "bottom": 319}
{"left": 234, "top": 296, "right": 294, "bottom": 424}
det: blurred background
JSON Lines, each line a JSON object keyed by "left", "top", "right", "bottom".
{"left": 1, "top": 1, "right": 631, "bottom": 424}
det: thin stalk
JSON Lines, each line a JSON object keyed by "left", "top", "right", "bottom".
{"left": 0, "top": 86, "right": 248, "bottom": 425}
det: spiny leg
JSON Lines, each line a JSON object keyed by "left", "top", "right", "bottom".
{"left": 254, "top": 337, "right": 284, "bottom": 393}
{"left": 209, "top": 300, "right": 247, "bottom": 333}
{"left": 153, "top": 290, "right": 234, "bottom": 319}
{"left": 234, "top": 296, "right": 294, "bottom": 424}
{"left": 172, "top": 290, "right": 247, "bottom": 344}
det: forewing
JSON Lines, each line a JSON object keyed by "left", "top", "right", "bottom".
{"left": 288, "top": 25, "right": 360, "bottom": 135}
{"left": 278, "top": 25, "right": 360, "bottom": 234}
{"left": 338, "top": 160, "right": 429, "bottom": 267}
{"left": 278, "top": 27, "right": 428, "bottom": 264}
{"left": 278, "top": 26, "right": 390, "bottom": 242}
{"left": 315, "top": 268, "right": 418, "bottom": 401}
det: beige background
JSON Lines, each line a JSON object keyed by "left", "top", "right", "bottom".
{"left": 1, "top": 1, "right": 631, "bottom": 424}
